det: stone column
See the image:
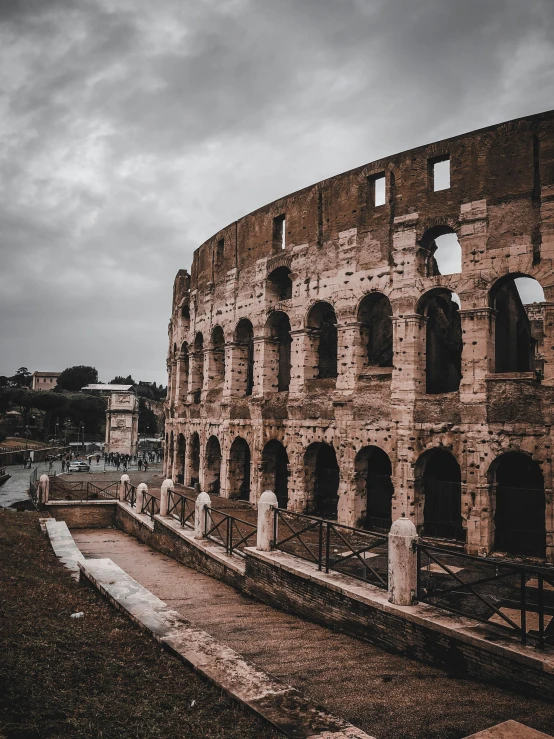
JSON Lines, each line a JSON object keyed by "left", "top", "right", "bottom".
{"left": 39, "top": 474, "right": 49, "bottom": 505}
{"left": 459, "top": 307, "right": 495, "bottom": 422}
{"left": 160, "top": 478, "right": 174, "bottom": 517}
{"left": 388, "top": 515, "right": 418, "bottom": 606}
{"left": 390, "top": 314, "right": 426, "bottom": 415}
{"left": 194, "top": 492, "right": 211, "bottom": 539}
{"left": 289, "top": 329, "right": 315, "bottom": 394}
{"left": 119, "top": 474, "right": 130, "bottom": 502}
{"left": 136, "top": 483, "right": 147, "bottom": 513}
{"left": 335, "top": 322, "right": 361, "bottom": 392}
{"left": 256, "top": 491, "right": 278, "bottom": 551}
{"left": 256, "top": 336, "right": 278, "bottom": 394}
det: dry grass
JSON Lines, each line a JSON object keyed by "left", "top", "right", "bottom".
{"left": 0, "top": 510, "right": 279, "bottom": 738}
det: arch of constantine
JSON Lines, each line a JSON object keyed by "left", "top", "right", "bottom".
{"left": 164, "top": 110, "right": 554, "bottom": 562}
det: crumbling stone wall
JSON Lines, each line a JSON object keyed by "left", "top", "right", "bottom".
{"left": 165, "top": 110, "right": 554, "bottom": 562}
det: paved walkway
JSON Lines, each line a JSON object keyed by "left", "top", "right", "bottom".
{"left": 73, "top": 528, "right": 554, "bottom": 739}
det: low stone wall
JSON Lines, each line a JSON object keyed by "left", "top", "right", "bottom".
{"left": 45, "top": 501, "right": 117, "bottom": 528}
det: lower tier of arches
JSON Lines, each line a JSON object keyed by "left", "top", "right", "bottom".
{"left": 163, "top": 419, "right": 554, "bottom": 563}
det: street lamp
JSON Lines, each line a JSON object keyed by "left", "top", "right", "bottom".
{"left": 80, "top": 422, "right": 85, "bottom": 455}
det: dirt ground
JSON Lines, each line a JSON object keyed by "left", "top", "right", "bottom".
{"left": 0, "top": 510, "right": 280, "bottom": 739}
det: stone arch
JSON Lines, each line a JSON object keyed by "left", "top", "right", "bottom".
{"left": 189, "top": 432, "right": 200, "bottom": 487}
{"left": 228, "top": 436, "right": 251, "bottom": 501}
{"left": 261, "top": 439, "right": 289, "bottom": 508}
{"left": 265, "top": 311, "right": 292, "bottom": 392}
{"left": 304, "top": 441, "right": 340, "bottom": 519}
{"left": 417, "top": 224, "right": 462, "bottom": 277}
{"left": 357, "top": 292, "right": 393, "bottom": 368}
{"left": 234, "top": 319, "right": 255, "bottom": 396}
{"left": 210, "top": 326, "right": 225, "bottom": 390}
{"left": 489, "top": 274, "right": 545, "bottom": 374}
{"left": 306, "top": 301, "right": 338, "bottom": 380}
{"left": 354, "top": 446, "right": 393, "bottom": 531}
{"left": 418, "top": 288, "right": 462, "bottom": 394}
{"left": 267, "top": 266, "right": 292, "bottom": 301}
{"left": 415, "top": 448, "right": 464, "bottom": 542}
{"left": 176, "top": 433, "right": 186, "bottom": 484}
{"left": 489, "top": 452, "right": 545, "bottom": 557}
{"left": 205, "top": 435, "right": 222, "bottom": 495}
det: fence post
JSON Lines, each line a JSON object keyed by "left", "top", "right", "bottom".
{"left": 119, "top": 474, "right": 130, "bottom": 502}
{"left": 388, "top": 515, "right": 418, "bottom": 606}
{"left": 136, "top": 483, "right": 147, "bottom": 513}
{"left": 194, "top": 492, "right": 211, "bottom": 539}
{"left": 39, "top": 474, "right": 49, "bottom": 504}
{"left": 257, "top": 490, "right": 278, "bottom": 551}
{"left": 160, "top": 478, "right": 173, "bottom": 517}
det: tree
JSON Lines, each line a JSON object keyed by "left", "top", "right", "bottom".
{"left": 57, "top": 366, "right": 98, "bottom": 392}
{"left": 110, "top": 375, "right": 136, "bottom": 385}
{"left": 9, "top": 367, "right": 32, "bottom": 387}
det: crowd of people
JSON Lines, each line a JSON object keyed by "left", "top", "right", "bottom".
{"left": 24, "top": 449, "right": 164, "bottom": 473}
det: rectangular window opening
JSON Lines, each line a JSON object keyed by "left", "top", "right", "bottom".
{"left": 431, "top": 156, "right": 450, "bottom": 191}
{"left": 216, "top": 238, "right": 224, "bottom": 265}
{"left": 368, "top": 173, "right": 386, "bottom": 207}
{"left": 273, "top": 214, "right": 286, "bottom": 251}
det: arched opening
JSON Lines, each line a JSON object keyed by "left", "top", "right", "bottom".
{"left": 418, "top": 226, "right": 462, "bottom": 276}
{"left": 267, "top": 266, "right": 293, "bottom": 301}
{"left": 261, "top": 439, "right": 289, "bottom": 508}
{"left": 420, "top": 449, "right": 464, "bottom": 542}
{"left": 191, "top": 333, "right": 204, "bottom": 404}
{"left": 228, "top": 437, "right": 251, "bottom": 501}
{"left": 492, "top": 453, "right": 545, "bottom": 557}
{"left": 418, "top": 288, "right": 462, "bottom": 394}
{"left": 490, "top": 275, "right": 545, "bottom": 374}
{"left": 205, "top": 436, "right": 222, "bottom": 495}
{"left": 357, "top": 293, "right": 393, "bottom": 368}
{"left": 179, "top": 342, "right": 189, "bottom": 402}
{"left": 210, "top": 326, "right": 225, "bottom": 390}
{"left": 355, "top": 446, "right": 393, "bottom": 532}
{"left": 266, "top": 312, "right": 292, "bottom": 392}
{"left": 307, "top": 302, "right": 338, "bottom": 380}
{"left": 189, "top": 432, "right": 200, "bottom": 487}
{"left": 176, "top": 434, "right": 186, "bottom": 484}
{"left": 305, "top": 442, "right": 340, "bottom": 519}
{"left": 234, "top": 319, "right": 254, "bottom": 396}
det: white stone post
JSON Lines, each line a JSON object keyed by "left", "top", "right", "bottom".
{"left": 119, "top": 474, "right": 130, "bottom": 502}
{"left": 160, "top": 478, "right": 174, "bottom": 517}
{"left": 39, "top": 474, "right": 49, "bottom": 504}
{"left": 388, "top": 515, "right": 418, "bottom": 606}
{"left": 256, "top": 490, "right": 278, "bottom": 551}
{"left": 194, "top": 491, "right": 211, "bottom": 539}
{"left": 136, "top": 483, "right": 147, "bottom": 513}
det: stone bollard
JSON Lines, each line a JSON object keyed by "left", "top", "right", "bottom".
{"left": 136, "top": 483, "right": 148, "bottom": 514}
{"left": 256, "top": 490, "right": 278, "bottom": 551}
{"left": 39, "top": 474, "right": 49, "bottom": 505}
{"left": 194, "top": 492, "right": 211, "bottom": 539}
{"left": 119, "top": 474, "right": 130, "bottom": 502}
{"left": 388, "top": 515, "right": 418, "bottom": 606}
{"left": 160, "top": 478, "right": 174, "bottom": 517}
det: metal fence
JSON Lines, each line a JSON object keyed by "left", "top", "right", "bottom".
{"left": 123, "top": 482, "right": 136, "bottom": 507}
{"left": 49, "top": 478, "right": 119, "bottom": 501}
{"left": 140, "top": 491, "right": 160, "bottom": 519}
{"left": 204, "top": 506, "right": 257, "bottom": 558}
{"left": 273, "top": 508, "right": 388, "bottom": 589}
{"left": 417, "top": 541, "right": 554, "bottom": 648}
{"left": 167, "top": 489, "right": 195, "bottom": 529}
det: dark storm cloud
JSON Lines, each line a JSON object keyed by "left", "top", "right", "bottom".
{"left": 1, "top": 0, "right": 554, "bottom": 383}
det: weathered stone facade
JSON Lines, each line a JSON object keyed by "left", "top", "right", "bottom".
{"left": 165, "top": 110, "right": 554, "bottom": 562}
{"left": 105, "top": 391, "right": 139, "bottom": 456}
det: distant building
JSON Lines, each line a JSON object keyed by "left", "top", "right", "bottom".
{"left": 82, "top": 384, "right": 138, "bottom": 455}
{"left": 31, "top": 371, "right": 61, "bottom": 391}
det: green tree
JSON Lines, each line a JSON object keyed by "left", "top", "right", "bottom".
{"left": 110, "top": 375, "right": 136, "bottom": 385}
{"left": 9, "top": 367, "right": 32, "bottom": 387}
{"left": 57, "top": 366, "right": 98, "bottom": 392}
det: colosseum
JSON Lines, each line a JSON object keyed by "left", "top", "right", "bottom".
{"left": 164, "top": 110, "right": 554, "bottom": 563}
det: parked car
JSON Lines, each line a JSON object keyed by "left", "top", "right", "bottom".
{"left": 68, "top": 461, "right": 90, "bottom": 472}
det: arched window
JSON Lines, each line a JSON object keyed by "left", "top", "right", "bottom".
{"left": 307, "top": 302, "right": 338, "bottom": 379}
{"left": 210, "top": 326, "right": 225, "bottom": 390}
{"left": 418, "top": 289, "right": 462, "bottom": 394}
{"left": 355, "top": 446, "right": 393, "bottom": 531}
{"left": 176, "top": 434, "right": 186, "bottom": 484}
{"left": 228, "top": 437, "right": 251, "bottom": 501}
{"left": 419, "top": 449, "right": 463, "bottom": 542}
{"left": 234, "top": 319, "right": 255, "bottom": 396}
{"left": 491, "top": 452, "right": 545, "bottom": 557}
{"left": 189, "top": 432, "right": 200, "bottom": 487}
{"left": 418, "top": 226, "right": 462, "bottom": 276}
{"left": 266, "top": 312, "right": 292, "bottom": 392}
{"left": 191, "top": 333, "right": 204, "bottom": 404}
{"left": 305, "top": 442, "right": 340, "bottom": 519}
{"left": 357, "top": 293, "right": 393, "bottom": 368}
{"left": 490, "top": 275, "right": 545, "bottom": 373}
{"left": 261, "top": 439, "right": 289, "bottom": 508}
{"left": 267, "top": 266, "right": 292, "bottom": 301}
{"left": 205, "top": 436, "right": 222, "bottom": 495}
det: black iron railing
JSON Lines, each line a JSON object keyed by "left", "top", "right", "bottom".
{"left": 167, "top": 489, "right": 195, "bottom": 528}
{"left": 273, "top": 508, "right": 388, "bottom": 589}
{"left": 49, "top": 478, "right": 119, "bottom": 501}
{"left": 124, "top": 482, "right": 136, "bottom": 507}
{"left": 140, "top": 491, "right": 160, "bottom": 519}
{"left": 204, "top": 506, "right": 257, "bottom": 557}
{"left": 417, "top": 542, "right": 554, "bottom": 648}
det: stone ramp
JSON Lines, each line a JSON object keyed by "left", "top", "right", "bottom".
{"left": 45, "top": 519, "right": 85, "bottom": 579}
{"left": 73, "top": 528, "right": 554, "bottom": 739}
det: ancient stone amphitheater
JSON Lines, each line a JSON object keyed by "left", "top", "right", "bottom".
{"left": 165, "top": 110, "right": 554, "bottom": 562}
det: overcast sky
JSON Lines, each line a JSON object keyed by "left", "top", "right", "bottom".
{"left": 1, "top": 0, "right": 553, "bottom": 385}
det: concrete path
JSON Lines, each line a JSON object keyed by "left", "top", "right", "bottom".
{"left": 73, "top": 528, "right": 554, "bottom": 739}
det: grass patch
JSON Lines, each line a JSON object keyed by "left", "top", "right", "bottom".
{"left": 0, "top": 511, "right": 279, "bottom": 738}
